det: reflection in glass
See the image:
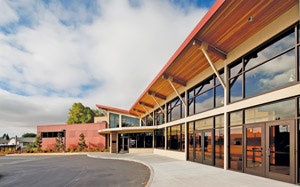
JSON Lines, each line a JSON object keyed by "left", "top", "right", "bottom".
{"left": 215, "top": 115, "right": 224, "bottom": 128}
{"left": 245, "top": 50, "right": 295, "bottom": 98}
{"left": 215, "top": 85, "right": 224, "bottom": 107}
{"left": 245, "top": 99, "right": 295, "bottom": 124}
{"left": 195, "top": 89, "right": 214, "bottom": 113}
{"left": 194, "top": 132, "right": 201, "bottom": 162}
{"left": 167, "top": 124, "right": 184, "bottom": 152}
{"left": 121, "top": 115, "right": 140, "bottom": 127}
{"left": 195, "top": 117, "right": 213, "bottom": 130}
{"left": 245, "top": 30, "right": 295, "bottom": 71}
{"left": 269, "top": 125, "right": 290, "bottom": 175}
{"left": 246, "top": 126, "right": 262, "bottom": 169}
{"left": 230, "top": 110, "right": 243, "bottom": 126}
{"left": 188, "top": 122, "right": 194, "bottom": 161}
{"left": 230, "top": 126, "right": 243, "bottom": 171}
{"left": 109, "top": 113, "right": 119, "bottom": 128}
{"left": 154, "top": 129, "right": 165, "bottom": 149}
{"left": 215, "top": 128, "right": 224, "bottom": 168}
{"left": 154, "top": 107, "right": 165, "bottom": 125}
{"left": 204, "top": 131, "right": 212, "bottom": 163}
{"left": 230, "top": 74, "right": 243, "bottom": 102}
{"left": 230, "top": 60, "right": 243, "bottom": 78}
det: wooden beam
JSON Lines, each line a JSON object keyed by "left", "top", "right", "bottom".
{"left": 148, "top": 91, "right": 167, "bottom": 100}
{"left": 162, "top": 73, "right": 187, "bottom": 87}
{"left": 133, "top": 108, "right": 145, "bottom": 114}
{"left": 139, "top": 101, "right": 154, "bottom": 108}
{"left": 193, "top": 38, "right": 227, "bottom": 60}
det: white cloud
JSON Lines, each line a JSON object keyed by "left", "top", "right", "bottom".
{"left": 0, "top": 0, "right": 210, "bottom": 136}
{"left": 0, "top": 1, "right": 19, "bottom": 26}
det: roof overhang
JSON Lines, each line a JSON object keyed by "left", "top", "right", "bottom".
{"left": 128, "top": 0, "right": 298, "bottom": 115}
{"left": 98, "top": 126, "right": 158, "bottom": 134}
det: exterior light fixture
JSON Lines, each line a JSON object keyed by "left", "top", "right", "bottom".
{"left": 248, "top": 16, "right": 254, "bottom": 22}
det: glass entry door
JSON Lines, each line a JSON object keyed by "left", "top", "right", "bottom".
{"left": 266, "top": 120, "right": 295, "bottom": 183}
{"left": 118, "top": 135, "right": 129, "bottom": 153}
{"left": 244, "top": 123, "right": 265, "bottom": 176}
{"left": 244, "top": 120, "right": 295, "bottom": 183}
{"left": 193, "top": 130, "right": 213, "bottom": 165}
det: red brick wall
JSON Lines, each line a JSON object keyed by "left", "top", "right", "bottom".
{"left": 37, "top": 123, "right": 106, "bottom": 151}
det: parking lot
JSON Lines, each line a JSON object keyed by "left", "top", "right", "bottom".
{"left": 0, "top": 155, "right": 150, "bottom": 187}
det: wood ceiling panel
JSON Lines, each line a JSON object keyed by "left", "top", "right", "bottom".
{"left": 129, "top": 1, "right": 298, "bottom": 115}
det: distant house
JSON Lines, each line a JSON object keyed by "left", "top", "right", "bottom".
{"left": 8, "top": 137, "right": 35, "bottom": 149}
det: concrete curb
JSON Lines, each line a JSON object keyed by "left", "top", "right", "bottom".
{"left": 87, "top": 153, "right": 154, "bottom": 187}
{"left": 4, "top": 152, "right": 87, "bottom": 156}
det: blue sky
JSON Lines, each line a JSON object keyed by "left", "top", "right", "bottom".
{"left": 0, "top": 0, "right": 215, "bottom": 136}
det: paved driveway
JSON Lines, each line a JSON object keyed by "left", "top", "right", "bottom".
{"left": 0, "top": 155, "right": 150, "bottom": 187}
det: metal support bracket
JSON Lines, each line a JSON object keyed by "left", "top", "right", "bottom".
{"left": 140, "top": 104, "right": 154, "bottom": 120}
{"left": 166, "top": 78, "right": 186, "bottom": 107}
{"left": 201, "top": 44, "right": 226, "bottom": 89}
{"left": 149, "top": 94, "right": 166, "bottom": 115}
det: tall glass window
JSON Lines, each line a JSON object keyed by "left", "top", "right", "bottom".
{"left": 121, "top": 115, "right": 140, "bottom": 127}
{"left": 167, "top": 124, "right": 185, "bottom": 152}
{"left": 214, "top": 115, "right": 224, "bottom": 168}
{"left": 142, "top": 113, "right": 153, "bottom": 126}
{"left": 167, "top": 94, "right": 185, "bottom": 122}
{"left": 229, "top": 126, "right": 243, "bottom": 171}
{"left": 245, "top": 99, "right": 295, "bottom": 124}
{"left": 229, "top": 25, "right": 298, "bottom": 103}
{"left": 154, "top": 107, "right": 165, "bottom": 125}
{"left": 109, "top": 113, "right": 119, "bottom": 128}
{"left": 154, "top": 129, "right": 165, "bottom": 149}
{"left": 188, "top": 122, "right": 194, "bottom": 161}
{"left": 188, "top": 73, "right": 224, "bottom": 116}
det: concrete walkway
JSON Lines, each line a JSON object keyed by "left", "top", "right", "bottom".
{"left": 87, "top": 152, "right": 298, "bottom": 187}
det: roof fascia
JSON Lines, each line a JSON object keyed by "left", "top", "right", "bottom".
{"left": 129, "top": 0, "right": 226, "bottom": 112}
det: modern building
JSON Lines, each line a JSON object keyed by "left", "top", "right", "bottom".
{"left": 96, "top": 0, "right": 300, "bottom": 184}
{"left": 37, "top": 122, "right": 106, "bottom": 151}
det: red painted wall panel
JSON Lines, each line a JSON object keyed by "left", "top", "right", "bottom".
{"left": 37, "top": 123, "right": 106, "bottom": 151}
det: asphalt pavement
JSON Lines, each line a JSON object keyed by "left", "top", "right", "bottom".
{"left": 0, "top": 155, "right": 149, "bottom": 187}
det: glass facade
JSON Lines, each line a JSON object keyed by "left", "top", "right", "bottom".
{"left": 154, "top": 107, "right": 165, "bottom": 125}
{"left": 245, "top": 99, "right": 295, "bottom": 123}
{"left": 154, "top": 129, "right": 165, "bottom": 149}
{"left": 214, "top": 115, "right": 224, "bottom": 168}
{"left": 105, "top": 23, "right": 300, "bottom": 184}
{"left": 109, "top": 113, "right": 119, "bottom": 128}
{"left": 121, "top": 115, "right": 140, "bottom": 127}
{"left": 167, "top": 124, "right": 185, "bottom": 152}
{"left": 142, "top": 113, "right": 154, "bottom": 126}
{"left": 229, "top": 26, "right": 298, "bottom": 103}
{"left": 229, "top": 126, "right": 243, "bottom": 171}
{"left": 167, "top": 94, "right": 185, "bottom": 122}
{"left": 127, "top": 133, "right": 153, "bottom": 148}
{"left": 188, "top": 73, "right": 224, "bottom": 116}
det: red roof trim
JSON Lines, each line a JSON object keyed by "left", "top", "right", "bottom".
{"left": 129, "top": 0, "right": 225, "bottom": 112}
{"left": 96, "top": 104, "right": 131, "bottom": 115}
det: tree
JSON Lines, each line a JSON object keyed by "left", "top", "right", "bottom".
{"left": 78, "top": 133, "right": 87, "bottom": 151}
{"left": 2, "top": 133, "right": 9, "bottom": 140}
{"left": 22, "top": 133, "right": 37, "bottom": 138}
{"left": 55, "top": 133, "right": 64, "bottom": 152}
{"left": 35, "top": 136, "right": 42, "bottom": 152}
{"left": 67, "top": 102, "right": 99, "bottom": 124}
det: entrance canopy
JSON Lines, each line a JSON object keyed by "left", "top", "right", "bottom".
{"left": 98, "top": 126, "right": 157, "bottom": 134}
